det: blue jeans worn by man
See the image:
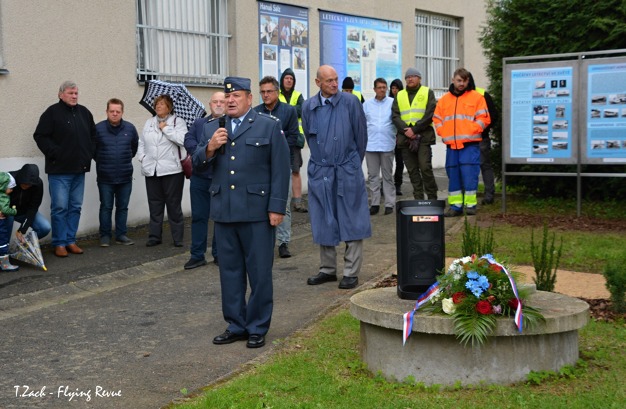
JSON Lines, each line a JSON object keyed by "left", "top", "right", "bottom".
{"left": 98, "top": 181, "right": 133, "bottom": 244}
{"left": 188, "top": 175, "right": 217, "bottom": 267}
{"left": 48, "top": 173, "right": 85, "bottom": 248}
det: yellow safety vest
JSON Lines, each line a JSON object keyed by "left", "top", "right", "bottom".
{"left": 475, "top": 87, "right": 485, "bottom": 95}
{"left": 279, "top": 90, "right": 304, "bottom": 134}
{"left": 397, "top": 86, "right": 430, "bottom": 126}
{"left": 351, "top": 90, "right": 362, "bottom": 101}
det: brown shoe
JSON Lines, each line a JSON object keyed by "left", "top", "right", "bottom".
{"left": 54, "top": 246, "right": 68, "bottom": 258}
{"left": 66, "top": 243, "right": 84, "bottom": 254}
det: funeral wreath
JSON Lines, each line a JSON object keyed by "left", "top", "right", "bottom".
{"left": 403, "top": 254, "right": 545, "bottom": 347}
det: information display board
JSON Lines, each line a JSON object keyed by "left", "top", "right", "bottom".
{"left": 581, "top": 57, "right": 626, "bottom": 164}
{"left": 258, "top": 1, "right": 309, "bottom": 99}
{"left": 319, "top": 10, "right": 402, "bottom": 100}
{"left": 503, "top": 61, "right": 578, "bottom": 164}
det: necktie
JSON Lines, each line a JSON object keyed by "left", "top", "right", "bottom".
{"left": 232, "top": 118, "right": 241, "bottom": 134}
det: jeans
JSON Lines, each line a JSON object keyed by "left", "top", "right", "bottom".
{"left": 276, "top": 176, "right": 292, "bottom": 246}
{"left": 0, "top": 218, "right": 9, "bottom": 256}
{"left": 98, "top": 182, "right": 132, "bottom": 239}
{"left": 8, "top": 212, "right": 51, "bottom": 239}
{"left": 189, "top": 175, "right": 217, "bottom": 261}
{"left": 48, "top": 173, "right": 85, "bottom": 247}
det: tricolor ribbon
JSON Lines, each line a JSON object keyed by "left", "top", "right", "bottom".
{"left": 481, "top": 254, "right": 523, "bottom": 332}
{"left": 402, "top": 282, "right": 441, "bottom": 345}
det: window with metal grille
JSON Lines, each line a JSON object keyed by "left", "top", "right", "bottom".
{"left": 136, "top": 0, "right": 230, "bottom": 86}
{"left": 415, "top": 12, "right": 460, "bottom": 98}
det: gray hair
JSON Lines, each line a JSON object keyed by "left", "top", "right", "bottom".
{"left": 58, "top": 80, "right": 77, "bottom": 94}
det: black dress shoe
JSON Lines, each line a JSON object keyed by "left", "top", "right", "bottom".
{"left": 146, "top": 239, "right": 162, "bottom": 247}
{"left": 212, "top": 330, "right": 248, "bottom": 345}
{"left": 246, "top": 334, "right": 266, "bottom": 348}
{"left": 307, "top": 272, "right": 338, "bottom": 285}
{"left": 369, "top": 205, "right": 380, "bottom": 215}
{"left": 184, "top": 258, "right": 207, "bottom": 270}
{"left": 174, "top": 242, "right": 184, "bottom": 247}
{"left": 396, "top": 188, "right": 403, "bottom": 196}
{"left": 338, "top": 276, "right": 359, "bottom": 289}
{"left": 278, "top": 243, "right": 292, "bottom": 258}
{"left": 384, "top": 207, "right": 393, "bottom": 215}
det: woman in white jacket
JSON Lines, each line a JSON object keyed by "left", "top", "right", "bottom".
{"left": 136, "top": 95, "right": 188, "bottom": 247}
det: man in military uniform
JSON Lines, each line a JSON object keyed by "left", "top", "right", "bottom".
{"left": 192, "top": 77, "right": 290, "bottom": 349}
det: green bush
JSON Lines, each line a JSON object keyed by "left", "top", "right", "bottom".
{"left": 603, "top": 258, "right": 626, "bottom": 313}
{"left": 531, "top": 222, "right": 563, "bottom": 292}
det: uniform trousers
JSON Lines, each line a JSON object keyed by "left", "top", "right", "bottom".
{"left": 145, "top": 172, "right": 185, "bottom": 243}
{"left": 445, "top": 143, "right": 481, "bottom": 209}
{"left": 319, "top": 240, "right": 363, "bottom": 278}
{"left": 215, "top": 220, "right": 275, "bottom": 336}
{"left": 400, "top": 144, "right": 438, "bottom": 200}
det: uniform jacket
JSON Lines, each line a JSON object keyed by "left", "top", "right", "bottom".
{"left": 8, "top": 164, "right": 44, "bottom": 233}
{"left": 137, "top": 115, "right": 187, "bottom": 177}
{"left": 302, "top": 91, "right": 372, "bottom": 246}
{"left": 33, "top": 100, "right": 97, "bottom": 174}
{"left": 192, "top": 109, "right": 290, "bottom": 223}
{"left": 391, "top": 85, "right": 436, "bottom": 146}
{"left": 95, "top": 119, "right": 139, "bottom": 184}
{"left": 433, "top": 85, "right": 491, "bottom": 150}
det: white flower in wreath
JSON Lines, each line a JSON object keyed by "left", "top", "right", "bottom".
{"left": 442, "top": 298, "right": 456, "bottom": 315}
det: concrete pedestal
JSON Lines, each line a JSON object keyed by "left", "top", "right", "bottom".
{"left": 349, "top": 287, "right": 589, "bottom": 385}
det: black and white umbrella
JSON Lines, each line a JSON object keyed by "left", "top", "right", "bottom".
{"left": 139, "top": 80, "right": 207, "bottom": 125}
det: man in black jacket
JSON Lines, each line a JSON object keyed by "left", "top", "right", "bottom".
{"left": 0, "top": 164, "right": 51, "bottom": 242}
{"left": 33, "top": 81, "right": 96, "bottom": 257}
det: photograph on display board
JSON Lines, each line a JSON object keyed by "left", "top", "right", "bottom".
{"left": 258, "top": 2, "right": 310, "bottom": 99}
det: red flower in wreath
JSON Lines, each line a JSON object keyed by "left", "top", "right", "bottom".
{"left": 452, "top": 291, "right": 466, "bottom": 304}
{"left": 508, "top": 298, "right": 522, "bottom": 309}
{"left": 476, "top": 300, "right": 493, "bottom": 315}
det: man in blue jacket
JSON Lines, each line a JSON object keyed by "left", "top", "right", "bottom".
{"left": 94, "top": 98, "right": 139, "bottom": 247}
{"left": 192, "top": 77, "right": 290, "bottom": 349}
{"left": 253, "top": 76, "right": 299, "bottom": 259}
{"left": 302, "top": 65, "right": 371, "bottom": 290}
{"left": 183, "top": 91, "right": 225, "bottom": 269}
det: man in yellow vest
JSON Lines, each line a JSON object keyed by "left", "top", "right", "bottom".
{"left": 279, "top": 68, "right": 307, "bottom": 213}
{"left": 391, "top": 68, "right": 438, "bottom": 200}
{"left": 341, "top": 77, "right": 365, "bottom": 103}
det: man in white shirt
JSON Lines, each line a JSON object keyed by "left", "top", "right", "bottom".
{"left": 363, "top": 78, "right": 396, "bottom": 215}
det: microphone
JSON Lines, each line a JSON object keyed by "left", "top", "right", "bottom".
{"left": 218, "top": 116, "right": 226, "bottom": 155}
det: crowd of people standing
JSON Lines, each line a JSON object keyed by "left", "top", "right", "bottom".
{"left": 0, "top": 68, "right": 497, "bottom": 348}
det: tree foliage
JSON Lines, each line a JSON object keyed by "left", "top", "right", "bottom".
{"left": 480, "top": 0, "right": 626, "bottom": 198}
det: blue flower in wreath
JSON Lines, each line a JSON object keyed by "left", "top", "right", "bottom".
{"left": 465, "top": 273, "right": 490, "bottom": 297}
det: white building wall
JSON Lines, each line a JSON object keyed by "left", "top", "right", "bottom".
{"left": 0, "top": 0, "right": 489, "bottom": 240}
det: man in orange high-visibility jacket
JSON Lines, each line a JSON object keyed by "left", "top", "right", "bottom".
{"left": 433, "top": 68, "right": 491, "bottom": 217}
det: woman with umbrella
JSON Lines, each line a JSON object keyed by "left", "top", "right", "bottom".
{"left": 137, "top": 95, "right": 188, "bottom": 247}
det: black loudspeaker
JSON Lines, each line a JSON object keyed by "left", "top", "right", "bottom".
{"left": 396, "top": 200, "right": 445, "bottom": 300}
